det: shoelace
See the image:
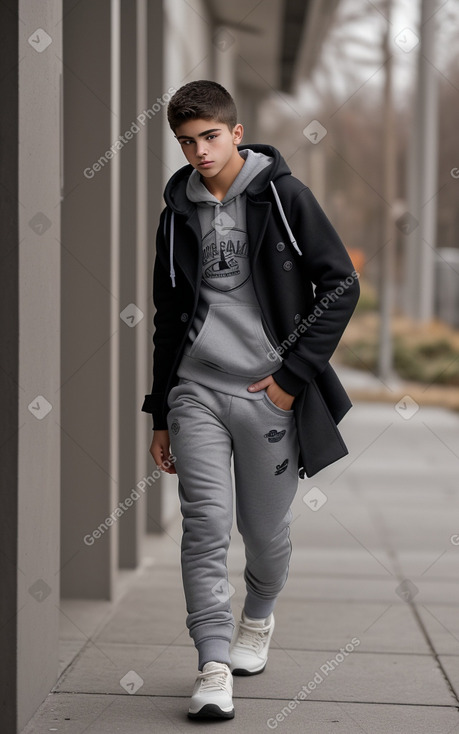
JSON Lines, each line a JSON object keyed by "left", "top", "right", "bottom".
{"left": 198, "top": 666, "right": 229, "bottom": 691}
{"left": 236, "top": 621, "right": 271, "bottom": 652}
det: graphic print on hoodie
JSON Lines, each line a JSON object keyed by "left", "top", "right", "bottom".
{"left": 202, "top": 213, "right": 249, "bottom": 292}
{"left": 176, "top": 148, "right": 284, "bottom": 396}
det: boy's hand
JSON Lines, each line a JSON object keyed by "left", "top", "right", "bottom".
{"left": 150, "top": 430, "right": 177, "bottom": 474}
{"left": 248, "top": 375, "right": 295, "bottom": 411}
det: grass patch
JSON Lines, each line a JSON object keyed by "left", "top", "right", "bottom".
{"left": 338, "top": 304, "right": 459, "bottom": 387}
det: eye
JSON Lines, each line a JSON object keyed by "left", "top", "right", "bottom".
{"left": 206, "top": 134, "right": 217, "bottom": 141}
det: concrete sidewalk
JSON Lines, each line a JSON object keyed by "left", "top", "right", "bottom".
{"left": 23, "top": 397, "right": 459, "bottom": 733}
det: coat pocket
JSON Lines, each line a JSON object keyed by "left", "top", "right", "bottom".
{"left": 294, "top": 379, "right": 349, "bottom": 477}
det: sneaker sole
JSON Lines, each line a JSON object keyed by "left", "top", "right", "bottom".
{"left": 231, "top": 662, "right": 266, "bottom": 676}
{"left": 188, "top": 704, "right": 235, "bottom": 720}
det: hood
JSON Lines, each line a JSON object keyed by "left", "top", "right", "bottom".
{"left": 164, "top": 144, "right": 301, "bottom": 289}
{"left": 164, "top": 144, "right": 292, "bottom": 215}
{"left": 185, "top": 148, "right": 273, "bottom": 208}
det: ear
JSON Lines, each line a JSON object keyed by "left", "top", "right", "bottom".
{"left": 233, "top": 123, "right": 244, "bottom": 145}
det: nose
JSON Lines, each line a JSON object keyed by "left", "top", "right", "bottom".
{"left": 196, "top": 141, "right": 208, "bottom": 158}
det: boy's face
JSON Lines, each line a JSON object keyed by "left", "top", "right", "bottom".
{"left": 174, "top": 118, "right": 243, "bottom": 179}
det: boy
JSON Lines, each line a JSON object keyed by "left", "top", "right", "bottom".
{"left": 141, "top": 80, "right": 359, "bottom": 720}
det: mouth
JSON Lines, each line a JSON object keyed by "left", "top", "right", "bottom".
{"left": 198, "top": 161, "right": 214, "bottom": 168}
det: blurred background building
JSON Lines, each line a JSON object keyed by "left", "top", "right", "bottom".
{"left": 2, "top": 0, "right": 458, "bottom": 730}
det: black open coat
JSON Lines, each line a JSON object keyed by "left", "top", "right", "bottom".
{"left": 142, "top": 144, "right": 360, "bottom": 477}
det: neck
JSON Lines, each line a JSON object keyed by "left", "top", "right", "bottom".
{"left": 203, "top": 150, "right": 245, "bottom": 201}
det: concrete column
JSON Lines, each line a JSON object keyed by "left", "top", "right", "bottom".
{"left": 0, "top": 1, "right": 62, "bottom": 730}
{"left": 403, "top": 0, "right": 439, "bottom": 321}
{"left": 145, "top": 0, "right": 174, "bottom": 533}
{"left": 237, "top": 86, "right": 265, "bottom": 145}
{"left": 307, "top": 145, "right": 327, "bottom": 204}
{"left": 117, "top": 0, "right": 145, "bottom": 568}
{"left": 213, "top": 24, "right": 237, "bottom": 91}
{"left": 416, "top": 0, "right": 439, "bottom": 322}
{"left": 61, "top": 0, "right": 120, "bottom": 598}
{"left": 135, "top": 0, "right": 156, "bottom": 537}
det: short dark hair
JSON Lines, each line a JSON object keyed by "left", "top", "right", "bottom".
{"left": 167, "top": 80, "right": 237, "bottom": 133}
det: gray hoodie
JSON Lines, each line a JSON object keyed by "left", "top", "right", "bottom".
{"left": 176, "top": 148, "right": 283, "bottom": 397}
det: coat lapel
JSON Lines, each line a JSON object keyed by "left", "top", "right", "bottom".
{"left": 172, "top": 209, "right": 202, "bottom": 290}
{"left": 246, "top": 199, "right": 272, "bottom": 268}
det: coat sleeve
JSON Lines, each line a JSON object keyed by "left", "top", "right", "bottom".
{"left": 141, "top": 207, "right": 176, "bottom": 429}
{"left": 272, "top": 186, "right": 360, "bottom": 397}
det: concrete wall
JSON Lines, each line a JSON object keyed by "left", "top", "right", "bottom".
{"left": 17, "top": 0, "right": 62, "bottom": 727}
{"left": 0, "top": 1, "right": 62, "bottom": 731}
{"left": 61, "top": 0, "right": 120, "bottom": 599}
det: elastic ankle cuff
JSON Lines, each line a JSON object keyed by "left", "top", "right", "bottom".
{"left": 244, "top": 594, "right": 276, "bottom": 620}
{"left": 197, "top": 638, "right": 231, "bottom": 670}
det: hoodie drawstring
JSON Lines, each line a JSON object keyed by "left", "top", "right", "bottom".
{"left": 168, "top": 210, "right": 176, "bottom": 287}
{"left": 214, "top": 202, "right": 221, "bottom": 228}
{"left": 270, "top": 181, "right": 302, "bottom": 256}
{"left": 167, "top": 182, "right": 302, "bottom": 287}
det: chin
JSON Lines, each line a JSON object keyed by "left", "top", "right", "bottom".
{"left": 199, "top": 166, "right": 220, "bottom": 178}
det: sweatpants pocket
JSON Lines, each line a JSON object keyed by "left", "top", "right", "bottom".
{"left": 166, "top": 384, "right": 183, "bottom": 410}
{"left": 262, "top": 391, "right": 294, "bottom": 417}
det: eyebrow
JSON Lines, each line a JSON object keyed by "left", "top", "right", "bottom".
{"left": 176, "top": 128, "right": 222, "bottom": 141}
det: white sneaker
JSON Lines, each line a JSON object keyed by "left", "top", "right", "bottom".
{"left": 230, "top": 612, "right": 275, "bottom": 675}
{"left": 188, "top": 661, "right": 234, "bottom": 720}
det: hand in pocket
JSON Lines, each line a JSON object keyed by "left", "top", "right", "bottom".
{"left": 248, "top": 375, "right": 295, "bottom": 411}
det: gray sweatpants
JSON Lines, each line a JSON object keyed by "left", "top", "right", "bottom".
{"left": 166, "top": 378, "right": 299, "bottom": 670}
